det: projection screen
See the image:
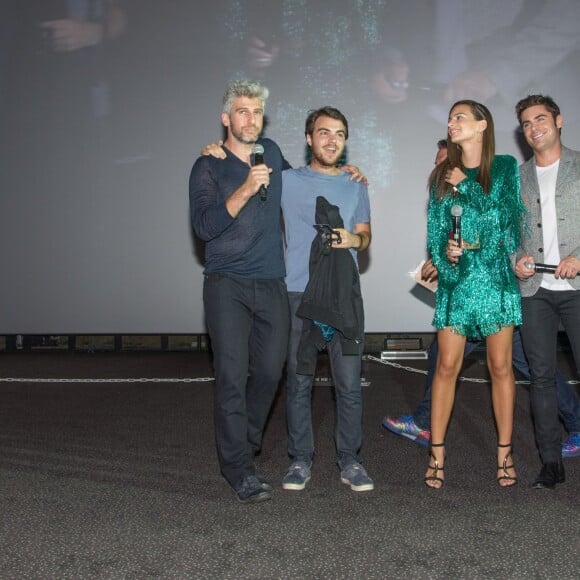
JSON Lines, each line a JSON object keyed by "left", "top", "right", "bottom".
{"left": 1, "top": 0, "right": 579, "bottom": 334}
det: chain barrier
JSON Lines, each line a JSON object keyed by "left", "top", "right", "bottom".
{"left": 0, "top": 358, "right": 577, "bottom": 386}
{"left": 365, "top": 354, "right": 579, "bottom": 385}
{"left": 0, "top": 377, "right": 215, "bottom": 384}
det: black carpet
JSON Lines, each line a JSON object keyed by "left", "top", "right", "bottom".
{"left": 0, "top": 351, "right": 578, "bottom": 579}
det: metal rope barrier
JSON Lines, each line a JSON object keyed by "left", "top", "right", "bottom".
{"left": 0, "top": 377, "right": 215, "bottom": 384}
{"left": 364, "top": 354, "right": 579, "bottom": 385}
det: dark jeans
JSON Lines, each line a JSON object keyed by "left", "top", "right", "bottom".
{"left": 286, "top": 292, "right": 363, "bottom": 468}
{"left": 203, "top": 273, "right": 290, "bottom": 489}
{"left": 520, "top": 288, "right": 580, "bottom": 463}
{"left": 413, "top": 328, "right": 580, "bottom": 433}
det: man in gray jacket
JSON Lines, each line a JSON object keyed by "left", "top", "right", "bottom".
{"left": 514, "top": 94, "right": 580, "bottom": 490}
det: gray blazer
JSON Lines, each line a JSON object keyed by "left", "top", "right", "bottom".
{"left": 516, "top": 145, "right": 580, "bottom": 296}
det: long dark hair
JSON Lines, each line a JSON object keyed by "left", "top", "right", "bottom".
{"left": 428, "top": 100, "right": 495, "bottom": 199}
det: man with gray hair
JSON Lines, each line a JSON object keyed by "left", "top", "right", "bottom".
{"left": 189, "top": 80, "right": 291, "bottom": 503}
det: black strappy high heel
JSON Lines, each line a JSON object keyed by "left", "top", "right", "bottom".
{"left": 497, "top": 442, "right": 517, "bottom": 487}
{"left": 425, "top": 442, "right": 445, "bottom": 489}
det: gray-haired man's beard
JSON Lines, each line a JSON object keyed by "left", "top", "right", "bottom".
{"left": 231, "top": 126, "right": 261, "bottom": 144}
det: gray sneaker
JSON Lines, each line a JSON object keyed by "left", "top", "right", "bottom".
{"left": 340, "top": 462, "right": 374, "bottom": 492}
{"left": 282, "top": 461, "right": 311, "bottom": 490}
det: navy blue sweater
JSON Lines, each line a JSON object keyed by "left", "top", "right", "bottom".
{"left": 189, "top": 138, "right": 290, "bottom": 278}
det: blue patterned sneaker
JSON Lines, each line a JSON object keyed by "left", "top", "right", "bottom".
{"left": 562, "top": 432, "right": 580, "bottom": 458}
{"left": 382, "top": 415, "right": 430, "bottom": 447}
{"left": 340, "top": 462, "right": 374, "bottom": 492}
{"left": 282, "top": 461, "right": 311, "bottom": 490}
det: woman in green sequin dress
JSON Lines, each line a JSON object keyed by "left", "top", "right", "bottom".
{"left": 425, "top": 100, "right": 525, "bottom": 489}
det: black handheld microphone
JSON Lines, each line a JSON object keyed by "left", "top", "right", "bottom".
{"left": 524, "top": 262, "right": 557, "bottom": 274}
{"left": 524, "top": 262, "right": 579, "bottom": 276}
{"left": 451, "top": 205, "right": 463, "bottom": 247}
{"left": 251, "top": 143, "right": 267, "bottom": 201}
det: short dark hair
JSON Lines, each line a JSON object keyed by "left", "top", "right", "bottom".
{"left": 437, "top": 139, "right": 447, "bottom": 150}
{"left": 515, "top": 94, "right": 560, "bottom": 126}
{"left": 304, "top": 106, "right": 349, "bottom": 140}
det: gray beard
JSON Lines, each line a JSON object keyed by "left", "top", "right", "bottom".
{"left": 230, "top": 127, "right": 260, "bottom": 145}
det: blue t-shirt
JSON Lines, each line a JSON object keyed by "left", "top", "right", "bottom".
{"left": 189, "top": 138, "right": 290, "bottom": 278}
{"left": 282, "top": 166, "right": 371, "bottom": 292}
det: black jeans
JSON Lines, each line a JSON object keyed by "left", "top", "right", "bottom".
{"left": 203, "top": 273, "right": 290, "bottom": 488}
{"left": 520, "top": 288, "right": 580, "bottom": 463}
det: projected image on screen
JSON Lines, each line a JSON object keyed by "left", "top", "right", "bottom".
{"left": 1, "top": 0, "right": 579, "bottom": 334}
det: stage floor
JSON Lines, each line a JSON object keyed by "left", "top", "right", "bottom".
{"left": 1, "top": 351, "right": 578, "bottom": 579}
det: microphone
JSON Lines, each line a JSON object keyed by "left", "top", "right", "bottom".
{"left": 252, "top": 143, "right": 267, "bottom": 201}
{"left": 450, "top": 205, "right": 463, "bottom": 247}
{"left": 524, "top": 262, "right": 579, "bottom": 276}
{"left": 524, "top": 262, "right": 556, "bottom": 274}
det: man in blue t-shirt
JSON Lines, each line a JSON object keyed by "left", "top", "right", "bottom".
{"left": 281, "top": 107, "right": 373, "bottom": 492}
{"left": 189, "top": 80, "right": 291, "bottom": 504}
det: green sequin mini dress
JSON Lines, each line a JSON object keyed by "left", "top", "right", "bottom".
{"left": 427, "top": 155, "right": 525, "bottom": 339}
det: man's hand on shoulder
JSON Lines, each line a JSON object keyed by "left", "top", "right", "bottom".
{"left": 202, "top": 140, "right": 226, "bottom": 159}
{"left": 340, "top": 164, "right": 368, "bottom": 185}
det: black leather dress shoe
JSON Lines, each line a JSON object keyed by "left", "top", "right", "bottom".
{"left": 255, "top": 474, "right": 273, "bottom": 492}
{"left": 235, "top": 475, "right": 272, "bottom": 504}
{"left": 532, "top": 461, "right": 565, "bottom": 490}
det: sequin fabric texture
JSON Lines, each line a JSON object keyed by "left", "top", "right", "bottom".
{"left": 427, "top": 155, "right": 525, "bottom": 339}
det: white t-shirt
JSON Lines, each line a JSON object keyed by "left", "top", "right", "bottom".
{"left": 536, "top": 159, "right": 573, "bottom": 291}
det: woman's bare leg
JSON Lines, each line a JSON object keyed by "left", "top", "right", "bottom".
{"left": 487, "top": 325, "right": 517, "bottom": 486}
{"left": 426, "top": 327, "right": 466, "bottom": 488}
